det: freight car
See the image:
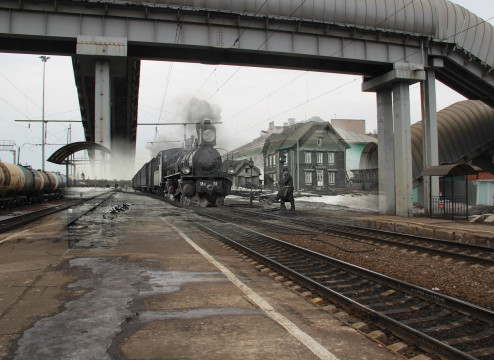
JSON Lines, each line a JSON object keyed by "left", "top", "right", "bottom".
{"left": 133, "top": 119, "right": 233, "bottom": 206}
{"left": 0, "top": 161, "right": 67, "bottom": 207}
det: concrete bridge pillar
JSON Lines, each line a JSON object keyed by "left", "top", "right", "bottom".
{"left": 420, "top": 65, "right": 441, "bottom": 216}
{"left": 363, "top": 63, "right": 426, "bottom": 217}
{"left": 95, "top": 60, "right": 111, "bottom": 178}
{"left": 76, "top": 36, "right": 128, "bottom": 180}
{"left": 392, "top": 82, "right": 413, "bottom": 217}
{"left": 376, "top": 89, "right": 395, "bottom": 215}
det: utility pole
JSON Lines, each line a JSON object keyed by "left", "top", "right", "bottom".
{"left": 39, "top": 55, "right": 50, "bottom": 171}
{"left": 15, "top": 120, "right": 81, "bottom": 166}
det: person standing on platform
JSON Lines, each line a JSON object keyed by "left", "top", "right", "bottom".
{"left": 275, "top": 167, "right": 295, "bottom": 211}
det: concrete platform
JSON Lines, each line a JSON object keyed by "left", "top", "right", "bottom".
{"left": 231, "top": 194, "right": 494, "bottom": 248}
{"left": 350, "top": 214, "right": 494, "bottom": 247}
{"left": 0, "top": 191, "right": 401, "bottom": 360}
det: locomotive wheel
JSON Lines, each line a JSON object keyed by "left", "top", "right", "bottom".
{"left": 199, "top": 197, "right": 209, "bottom": 207}
{"left": 181, "top": 196, "right": 191, "bottom": 206}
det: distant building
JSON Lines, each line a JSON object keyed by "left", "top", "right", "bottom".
{"left": 262, "top": 120, "right": 349, "bottom": 192}
{"left": 333, "top": 127, "right": 378, "bottom": 190}
{"left": 222, "top": 159, "right": 262, "bottom": 190}
{"left": 473, "top": 171, "right": 494, "bottom": 206}
{"left": 226, "top": 120, "right": 287, "bottom": 187}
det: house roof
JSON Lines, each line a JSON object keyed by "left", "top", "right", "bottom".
{"left": 224, "top": 159, "right": 260, "bottom": 176}
{"left": 232, "top": 134, "right": 268, "bottom": 157}
{"left": 263, "top": 121, "right": 350, "bottom": 153}
{"left": 333, "top": 128, "right": 378, "bottom": 144}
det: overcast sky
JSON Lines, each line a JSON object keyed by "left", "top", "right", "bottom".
{"left": 0, "top": 0, "right": 492, "bottom": 179}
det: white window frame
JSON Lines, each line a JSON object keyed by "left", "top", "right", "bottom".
{"left": 304, "top": 171, "right": 312, "bottom": 185}
{"left": 328, "top": 152, "right": 335, "bottom": 165}
{"left": 328, "top": 171, "right": 336, "bottom": 185}
{"left": 305, "top": 152, "right": 312, "bottom": 164}
{"left": 317, "top": 152, "right": 323, "bottom": 164}
{"left": 317, "top": 137, "right": 323, "bottom": 147}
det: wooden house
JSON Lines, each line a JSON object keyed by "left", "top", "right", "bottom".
{"left": 222, "top": 159, "right": 262, "bottom": 190}
{"left": 262, "top": 120, "right": 349, "bottom": 192}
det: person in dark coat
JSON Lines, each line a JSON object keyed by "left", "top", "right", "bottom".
{"left": 275, "top": 167, "right": 295, "bottom": 211}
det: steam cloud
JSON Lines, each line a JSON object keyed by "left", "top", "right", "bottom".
{"left": 144, "top": 96, "right": 223, "bottom": 158}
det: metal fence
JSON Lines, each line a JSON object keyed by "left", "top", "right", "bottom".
{"left": 430, "top": 196, "right": 469, "bottom": 220}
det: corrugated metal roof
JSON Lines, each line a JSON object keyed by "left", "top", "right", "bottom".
{"left": 412, "top": 100, "right": 494, "bottom": 181}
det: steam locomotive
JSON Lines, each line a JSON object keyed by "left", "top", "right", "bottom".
{"left": 132, "top": 119, "right": 233, "bottom": 206}
{"left": 0, "top": 162, "right": 67, "bottom": 207}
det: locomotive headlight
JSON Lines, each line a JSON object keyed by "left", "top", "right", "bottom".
{"left": 182, "top": 166, "right": 191, "bottom": 175}
{"left": 202, "top": 129, "right": 215, "bottom": 143}
{"left": 227, "top": 167, "right": 235, "bottom": 175}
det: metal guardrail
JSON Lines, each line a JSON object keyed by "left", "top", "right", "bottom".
{"left": 430, "top": 196, "right": 468, "bottom": 220}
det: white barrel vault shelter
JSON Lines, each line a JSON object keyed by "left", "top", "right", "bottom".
{"left": 1, "top": 0, "right": 493, "bottom": 217}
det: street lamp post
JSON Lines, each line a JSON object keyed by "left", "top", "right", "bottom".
{"left": 248, "top": 158, "right": 254, "bottom": 206}
{"left": 39, "top": 55, "right": 50, "bottom": 171}
{"left": 279, "top": 152, "right": 286, "bottom": 179}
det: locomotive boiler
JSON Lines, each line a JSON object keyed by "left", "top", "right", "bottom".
{"left": 132, "top": 119, "right": 233, "bottom": 206}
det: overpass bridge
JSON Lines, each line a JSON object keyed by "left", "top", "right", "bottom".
{"left": 0, "top": 0, "right": 493, "bottom": 217}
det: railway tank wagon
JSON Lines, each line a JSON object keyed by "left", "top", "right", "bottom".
{"left": 133, "top": 119, "right": 233, "bottom": 206}
{"left": 0, "top": 161, "right": 67, "bottom": 207}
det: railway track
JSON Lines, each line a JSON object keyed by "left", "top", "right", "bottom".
{"left": 204, "top": 205, "right": 494, "bottom": 267}
{"left": 187, "top": 211, "right": 494, "bottom": 360}
{"left": 0, "top": 190, "right": 116, "bottom": 236}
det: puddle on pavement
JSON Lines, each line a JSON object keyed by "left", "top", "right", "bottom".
{"left": 14, "top": 257, "right": 255, "bottom": 360}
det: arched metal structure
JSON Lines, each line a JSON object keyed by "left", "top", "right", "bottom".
{"left": 359, "top": 142, "right": 378, "bottom": 170}
{"left": 47, "top": 142, "right": 111, "bottom": 165}
{"left": 412, "top": 100, "right": 494, "bottom": 185}
{"left": 360, "top": 100, "right": 494, "bottom": 186}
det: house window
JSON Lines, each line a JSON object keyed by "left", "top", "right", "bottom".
{"left": 317, "top": 137, "right": 323, "bottom": 147}
{"left": 305, "top": 152, "right": 312, "bottom": 164}
{"left": 328, "top": 152, "right": 335, "bottom": 165}
{"left": 328, "top": 171, "right": 336, "bottom": 185}
{"left": 317, "top": 152, "right": 323, "bottom": 164}
{"left": 273, "top": 173, "right": 277, "bottom": 183}
{"left": 284, "top": 152, "right": 288, "bottom": 166}
{"left": 305, "top": 171, "right": 312, "bottom": 185}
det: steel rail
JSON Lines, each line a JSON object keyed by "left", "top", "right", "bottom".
{"left": 231, "top": 207, "right": 494, "bottom": 267}
{"left": 190, "top": 212, "right": 494, "bottom": 360}
{"left": 0, "top": 191, "right": 115, "bottom": 235}
{"left": 65, "top": 192, "right": 117, "bottom": 226}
